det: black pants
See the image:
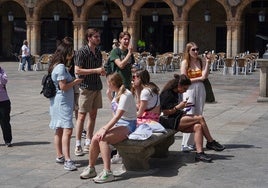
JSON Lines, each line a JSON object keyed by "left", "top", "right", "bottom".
{"left": 0, "top": 100, "right": 12, "bottom": 144}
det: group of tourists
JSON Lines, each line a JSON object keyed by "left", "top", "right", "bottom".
{"left": 6, "top": 28, "right": 225, "bottom": 184}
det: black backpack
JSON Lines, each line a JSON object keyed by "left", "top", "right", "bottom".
{"left": 40, "top": 73, "right": 56, "bottom": 98}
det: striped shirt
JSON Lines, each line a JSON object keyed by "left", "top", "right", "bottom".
{"left": 74, "top": 44, "right": 103, "bottom": 90}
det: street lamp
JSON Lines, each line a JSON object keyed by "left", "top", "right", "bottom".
{"left": 102, "top": 10, "right": 108, "bottom": 21}
{"left": 54, "top": 0, "right": 60, "bottom": 21}
{"left": 204, "top": 10, "right": 211, "bottom": 22}
{"left": 8, "top": 11, "right": 14, "bottom": 22}
{"left": 53, "top": 11, "right": 60, "bottom": 21}
{"left": 259, "top": 10, "right": 265, "bottom": 22}
{"left": 152, "top": 11, "right": 159, "bottom": 22}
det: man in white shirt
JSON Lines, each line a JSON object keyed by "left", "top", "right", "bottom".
{"left": 21, "top": 40, "right": 32, "bottom": 71}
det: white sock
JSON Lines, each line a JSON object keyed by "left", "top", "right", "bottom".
{"left": 85, "top": 139, "right": 91, "bottom": 145}
{"left": 76, "top": 140, "right": 81, "bottom": 147}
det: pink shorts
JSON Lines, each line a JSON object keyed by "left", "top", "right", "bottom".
{"left": 137, "top": 111, "right": 160, "bottom": 125}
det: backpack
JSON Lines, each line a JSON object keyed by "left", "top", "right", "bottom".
{"left": 40, "top": 73, "right": 56, "bottom": 98}
{"left": 104, "top": 48, "right": 121, "bottom": 76}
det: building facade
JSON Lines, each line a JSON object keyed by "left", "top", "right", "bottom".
{"left": 0, "top": 0, "right": 267, "bottom": 60}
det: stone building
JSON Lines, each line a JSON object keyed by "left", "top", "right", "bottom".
{"left": 0, "top": 0, "right": 267, "bottom": 60}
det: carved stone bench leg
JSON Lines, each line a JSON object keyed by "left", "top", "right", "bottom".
{"left": 117, "top": 146, "right": 155, "bottom": 171}
{"left": 152, "top": 135, "right": 175, "bottom": 158}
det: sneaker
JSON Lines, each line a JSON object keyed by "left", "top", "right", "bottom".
{"left": 64, "top": 160, "right": 77, "bottom": 171}
{"left": 81, "top": 130, "right": 87, "bottom": 139}
{"left": 80, "top": 166, "right": 97, "bottom": 179}
{"left": 5, "top": 143, "right": 12, "bottom": 147}
{"left": 181, "top": 145, "right": 195, "bottom": 152}
{"left": 93, "top": 169, "right": 115, "bottom": 183}
{"left": 83, "top": 144, "right": 90, "bottom": 153}
{"left": 111, "top": 154, "right": 122, "bottom": 164}
{"left": 74, "top": 145, "right": 84, "bottom": 156}
{"left": 195, "top": 152, "right": 212, "bottom": 163}
{"left": 56, "top": 156, "right": 65, "bottom": 163}
{"left": 206, "top": 140, "right": 225, "bottom": 151}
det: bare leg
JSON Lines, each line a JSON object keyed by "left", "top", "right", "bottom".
{"left": 87, "top": 109, "right": 98, "bottom": 140}
{"left": 62, "top": 128, "right": 72, "bottom": 160}
{"left": 76, "top": 112, "right": 86, "bottom": 142}
{"left": 55, "top": 128, "right": 63, "bottom": 158}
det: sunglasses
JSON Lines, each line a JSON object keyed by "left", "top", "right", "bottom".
{"left": 132, "top": 75, "right": 138, "bottom": 80}
{"left": 191, "top": 48, "right": 199, "bottom": 52}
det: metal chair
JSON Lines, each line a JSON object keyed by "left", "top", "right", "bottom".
{"left": 236, "top": 58, "right": 248, "bottom": 75}
{"left": 223, "top": 58, "right": 235, "bottom": 75}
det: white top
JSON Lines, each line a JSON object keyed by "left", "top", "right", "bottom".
{"left": 140, "top": 88, "right": 159, "bottom": 110}
{"left": 21, "top": 44, "right": 30, "bottom": 57}
{"left": 113, "top": 89, "right": 137, "bottom": 120}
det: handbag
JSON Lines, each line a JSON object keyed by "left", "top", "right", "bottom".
{"left": 203, "top": 78, "right": 215, "bottom": 103}
{"left": 159, "top": 110, "right": 185, "bottom": 130}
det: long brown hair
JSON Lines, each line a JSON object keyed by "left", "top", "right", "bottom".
{"left": 135, "top": 69, "right": 159, "bottom": 95}
{"left": 107, "top": 72, "right": 126, "bottom": 103}
{"left": 48, "top": 37, "right": 73, "bottom": 73}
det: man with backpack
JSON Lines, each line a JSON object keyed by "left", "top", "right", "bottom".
{"left": 74, "top": 28, "right": 105, "bottom": 156}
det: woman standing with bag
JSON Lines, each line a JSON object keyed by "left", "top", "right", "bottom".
{"left": 48, "top": 37, "right": 82, "bottom": 171}
{"left": 180, "top": 42, "right": 211, "bottom": 152}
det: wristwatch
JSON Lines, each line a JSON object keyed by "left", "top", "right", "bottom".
{"left": 72, "top": 0, "right": 85, "bottom": 7}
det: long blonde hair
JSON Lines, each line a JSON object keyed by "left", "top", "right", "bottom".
{"left": 107, "top": 73, "right": 126, "bottom": 103}
{"left": 183, "top": 42, "right": 202, "bottom": 68}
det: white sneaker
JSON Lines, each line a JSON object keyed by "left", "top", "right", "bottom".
{"left": 111, "top": 154, "right": 122, "bottom": 164}
{"left": 93, "top": 169, "right": 114, "bottom": 183}
{"left": 64, "top": 160, "right": 77, "bottom": 171}
{"left": 74, "top": 145, "right": 84, "bottom": 156}
{"left": 80, "top": 166, "right": 97, "bottom": 179}
{"left": 181, "top": 145, "right": 195, "bottom": 152}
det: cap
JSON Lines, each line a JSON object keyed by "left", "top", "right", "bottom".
{"left": 113, "top": 39, "right": 118, "bottom": 43}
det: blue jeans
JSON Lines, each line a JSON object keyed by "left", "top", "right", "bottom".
{"left": 21, "top": 56, "right": 32, "bottom": 70}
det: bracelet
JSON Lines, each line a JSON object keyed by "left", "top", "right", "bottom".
{"left": 102, "top": 127, "right": 107, "bottom": 131}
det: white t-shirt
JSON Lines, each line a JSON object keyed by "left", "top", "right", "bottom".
{"left": 21, "top": 44, "right": 30, "bottom": 57}
{"left": 140, "top": 88, "right": 159, "bottom": 110}
{"left": 112, "top": 89, "right": 136, "bottom": 120}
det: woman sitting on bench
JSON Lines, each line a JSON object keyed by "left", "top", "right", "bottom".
{"left": 160, "top": 74, "right": 225, "bottom": 162}
{"left": 132, "top": 69, "right": 160, "bottom": 125}
{"left": 79, "top": 72, "right": 137, "bottom": 183}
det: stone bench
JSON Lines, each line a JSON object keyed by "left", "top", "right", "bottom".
{"left": 112, "top": 129, "right": 177, "bottom": 171}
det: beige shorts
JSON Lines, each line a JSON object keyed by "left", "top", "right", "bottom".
{"left": 78, "top": 89, "right": 102, "bottom": 113}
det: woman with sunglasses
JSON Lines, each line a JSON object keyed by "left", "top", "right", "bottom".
{"left": 160, "top": 74, "right": 225, "bottom": 162}
{"left": 180, "top": 42, "right": 211, "bottom": 152}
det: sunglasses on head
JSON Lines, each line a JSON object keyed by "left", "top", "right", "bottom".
{"left": 191, "top": 48, "right": 199, "bottom": 52}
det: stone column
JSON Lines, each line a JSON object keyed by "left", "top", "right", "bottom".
{"left": 121, "top": 20, "right": 138, "bottom": 50}
{"left": 226, "top": 21, "right": 242, "bottom": 57}
{"left": 72, "top": 21, "right": 87, "bottom": 51}
{"left": 26, "top": 21, "right": 41, "bottom": 55}
{"left": 257, "top": 59, "right": 268, "bottom": 102}
{"left": 226, "top": 21, "right": 232, "bottom": 57}
{"left": 172, "top": 21, "right": 188, "bottom": 53}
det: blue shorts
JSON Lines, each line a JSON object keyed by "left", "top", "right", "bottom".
{"left": 116, "top": 119, "right": 137, "bottom": 133}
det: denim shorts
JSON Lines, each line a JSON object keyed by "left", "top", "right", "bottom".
{"left": 116, "top": 119, "right": 137, "bottom": 133}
